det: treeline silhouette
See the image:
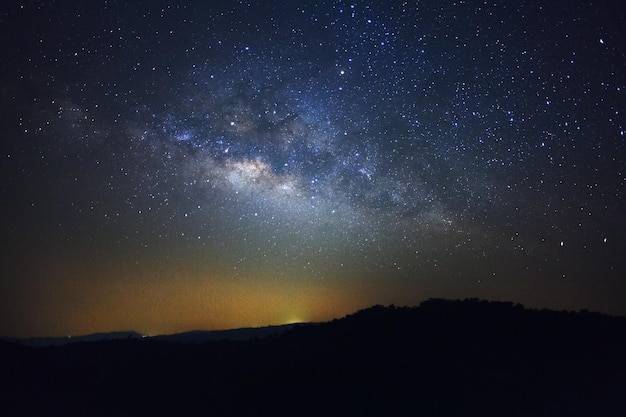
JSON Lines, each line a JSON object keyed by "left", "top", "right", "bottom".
{"left": 1, "top": 298, "right": 625, "bottom": 416}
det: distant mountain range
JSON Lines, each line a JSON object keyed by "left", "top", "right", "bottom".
{"left": 6, "top": 331, "right": 144, "bottom": 347}
{"left": 6, "top": 323, "right": 307, "bottom": 347}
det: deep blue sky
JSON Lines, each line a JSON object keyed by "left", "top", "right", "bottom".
{"left": 1, "top": 0, "right": 625, "bottom": 337}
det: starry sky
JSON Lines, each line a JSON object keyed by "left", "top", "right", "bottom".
{"left": 1, "top": 0, "right": 625, "bottom": 338}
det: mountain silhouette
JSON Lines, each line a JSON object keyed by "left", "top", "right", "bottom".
{"left": 1, "top": 298, "right": 625, "bottom": 416}
{"left": 5, "top": 324, "right": 303, "bottom": 347}
{"left": 6, "top": 331, "right": 144, "bottom": 347}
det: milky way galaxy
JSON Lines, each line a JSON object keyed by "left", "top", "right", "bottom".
{"left": 1, "top": 0, "right": 625, "bottom": 337}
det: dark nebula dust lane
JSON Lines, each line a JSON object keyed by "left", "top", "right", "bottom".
{"left": 1, "top": 0, "right": 625, "bottom": 337}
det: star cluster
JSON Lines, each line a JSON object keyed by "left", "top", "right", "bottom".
{"left": 1, "top": 0, "right": 625, "bottom": 337}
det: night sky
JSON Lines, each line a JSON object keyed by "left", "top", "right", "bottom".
{"left": 1, "top": 0, "right": 625, "bottom": 338}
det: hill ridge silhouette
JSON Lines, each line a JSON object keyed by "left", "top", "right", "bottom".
{"left": 1, "top": 298, "right": 625, "bottom": 416}
{"left": 7, "top": 298, "right": 624, "bottom": 346}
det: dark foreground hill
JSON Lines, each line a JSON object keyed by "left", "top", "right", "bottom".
{"left": 1, "top": 299, "right": 625, "bottom": 417}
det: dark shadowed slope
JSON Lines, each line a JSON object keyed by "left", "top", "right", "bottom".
{"left": 1, "top": 299, "right": 625, "bottom": 417}
{"left": 149, "top": 323, "right": 303, "bottom": 343}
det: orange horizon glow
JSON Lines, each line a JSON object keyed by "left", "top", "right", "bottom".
{"left": 3, "top": 251, "right": 393, "bottom": 338}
